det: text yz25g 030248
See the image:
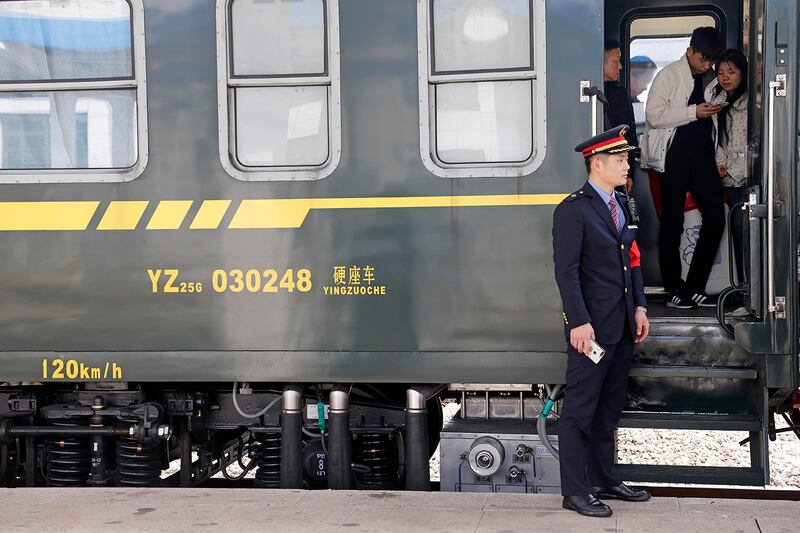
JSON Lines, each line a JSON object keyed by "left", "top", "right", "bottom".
{"left": 147, "top": 268, "right": 312, "bottom": 294}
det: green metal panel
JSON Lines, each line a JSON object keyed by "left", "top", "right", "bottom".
{"left": 0, "top": 0, "right": 604, "bottom": 382}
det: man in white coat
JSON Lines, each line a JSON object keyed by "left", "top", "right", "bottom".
{"left": 641, "top": 27, "right": 725, "bottom": 310}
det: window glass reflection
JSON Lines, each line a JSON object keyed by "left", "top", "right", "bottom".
{"left": 433, "top": 0, "right": 531, "bottom": 73}
{"left": 232, "top": 0, "right": 325, "bottom": 76}
{"left": 0, "top": 0, "right": 132, "bottom": 81}
{"left": 235, "top": 86, "right": 329, "bottom": 167}
{"left": 0, "top": 89, "right": 137, "bottom": 169}
{"left": 435, "top": 80, "right": 532, "bottom": 164}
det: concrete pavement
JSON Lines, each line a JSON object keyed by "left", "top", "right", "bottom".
{"left": 0, "top": 488, "right": 797, "bottom": 532}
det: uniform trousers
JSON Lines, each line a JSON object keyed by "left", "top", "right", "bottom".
{"left": 558, "top": 325, "right": 633, "bottom": 496}
{"left": 658, "top": 146, "right": 725, "bottom": 295}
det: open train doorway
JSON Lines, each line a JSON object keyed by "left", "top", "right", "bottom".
{"left": 604, "top": 0, "right": 753, "bottom": 319}
{"left": 599, "top": 0, "right": 799, "bottom": 485}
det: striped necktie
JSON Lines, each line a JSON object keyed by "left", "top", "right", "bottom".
{"left": 608, "top": 197, "right": 621, "bottom": 234}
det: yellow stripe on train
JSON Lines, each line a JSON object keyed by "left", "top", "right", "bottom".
{"left": 97, "top": 201, "right": 150, "bottom": 231}
{"left": 0, "top": 201, "right": 99, "bottom": 231}
{"left": 0, "top": 194, "right": 568, "bottom": 231}
{"left": 229, "top": 194, "right": 569, "bottom": 229}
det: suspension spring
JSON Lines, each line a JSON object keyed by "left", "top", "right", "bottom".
{"left": 45, "top": 419, "right": 91, "bottom": 487}
{"left": 253, "top": 429, "right": 281, "bottom": 488}
{"left": 116, "top": 437, "right": 162, "bottom": 487}
{"left": 352, "top": 430, "right": 400, "bottom": 490}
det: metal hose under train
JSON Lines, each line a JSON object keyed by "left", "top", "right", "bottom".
{"left": 536, "top": 384, "right": 562, "bottom": 461}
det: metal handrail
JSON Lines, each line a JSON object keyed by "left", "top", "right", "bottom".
{"left": 766, "top": 76, "right": 782, "bottom": 313}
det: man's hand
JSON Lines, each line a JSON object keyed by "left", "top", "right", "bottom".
{"left": 717, "top": 164, "right": 729, "bottom": 177}
{"left": 626, "top": 177, "right": 634, "bottom": 193}
{"left": 696, "top": 102, "right": 722, "bottom": 118}
{"left": 634, "top": 309, "right": 649, "bottom": 344}
{"left": 569, "top": 322, "right": 595, "bottom": 355}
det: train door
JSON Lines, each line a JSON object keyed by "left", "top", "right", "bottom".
{"left": 603, "top": 1, "right": 798, "bottom": 485}
{"left": 605, "top": 0, "right": 741, "bottom": 308}
{"left": 607, "top": 0, "right": 799, "bottom": 387}
{"left": 736, "top": 0, "right": 799, "bottom": 392}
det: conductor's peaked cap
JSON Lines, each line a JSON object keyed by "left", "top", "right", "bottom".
{"left": 574, "top": 125, "right": 637, "bottom": 159}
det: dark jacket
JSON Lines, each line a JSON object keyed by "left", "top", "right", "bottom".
{"left": 552, "top": 182, "right": 646, "bottom": 344}
{"left": 603, "top": 80, "right": 638, "bottom": 147}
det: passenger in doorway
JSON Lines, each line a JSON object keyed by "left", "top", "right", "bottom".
{"left": 603, "top": 39, "right": 638, "bottom": 192}
{"left": 706, "top": 49, "right": 749, "bottom": 293}
{"left": 629, "top": 55, "right": 658, "bottom": 103}
{"left": 641, "top": 26, "right": 726, "bottom": 309}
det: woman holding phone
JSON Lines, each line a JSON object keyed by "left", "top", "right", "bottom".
{"left": 705, "top": 49, "right": 749, "bottom": 289}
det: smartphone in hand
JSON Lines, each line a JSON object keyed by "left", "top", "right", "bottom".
{"left": 587, "top": 339, "right": 606, "bottom": 364}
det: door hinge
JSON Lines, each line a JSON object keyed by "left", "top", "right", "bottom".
{"left": 579, "top": 80, "right": 590, "bottom": 103}
{"left": 771, "top": 74, "right": 786, "bottom": 97}
{"left": 770, "top": 296, "right": 786, "bottom": 319}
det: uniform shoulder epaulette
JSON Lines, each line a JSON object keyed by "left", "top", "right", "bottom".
{"left": 563, "top": 189, "right": 587, "bottom": 202}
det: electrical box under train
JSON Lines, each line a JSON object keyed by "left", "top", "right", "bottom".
{"left": 439, "top": 419, "right": 561, "bottom": 494}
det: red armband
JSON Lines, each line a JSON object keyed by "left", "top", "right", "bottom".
{"left": 629, "top": 240, "right": 641, "bottom": 268}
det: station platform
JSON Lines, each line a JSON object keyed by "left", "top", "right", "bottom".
{"left": 0, "top": 488, "right": 797, "bottom": 532}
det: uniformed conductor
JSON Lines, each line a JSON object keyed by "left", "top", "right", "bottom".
{"left": 552, "top": 125, "right": 651, "bottom": 518}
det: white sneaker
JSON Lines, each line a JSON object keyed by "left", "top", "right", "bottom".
{"left": 691, "top": 292, "right": 718, "bottom": 308}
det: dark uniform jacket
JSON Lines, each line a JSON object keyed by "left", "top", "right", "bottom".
{"left": 552, "top": 182, "right": 646, "bottom": 344}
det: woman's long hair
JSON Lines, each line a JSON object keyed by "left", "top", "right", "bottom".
{"left": 714, "top": 49, "right": 748, "bottom": 147}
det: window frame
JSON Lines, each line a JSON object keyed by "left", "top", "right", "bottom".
{"left": 0, "top": 0, "right": 149, "bottom": 184}
{"left": 622, "top": 8, "right": 723, "bottom": 131}
{"left": 417, "top": 0, "right": 546, "bottom": 178}
{"left": 622, "top": 7, "right": 724, "bottom": 90}
{"left": 216, "top": 0, "right": 341, "bottom": 182}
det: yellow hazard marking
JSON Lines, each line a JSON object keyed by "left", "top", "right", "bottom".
{"left": 97, "top": 201, "right": 149, "bottom": 231}
{"left": 230, "top": 194, "right": 568, "bottom": 229}
{"left": 146, "top": 200, "right": 193, "bottom": 230}
{"left": 0, "top": 201, "right": 99, "bottom": 231}
{"left": 189, "top": 200, "right": 232, "bottom": 230}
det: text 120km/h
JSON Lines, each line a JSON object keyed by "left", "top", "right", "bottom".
{"left": 42, "top": 359, "right": 123, "bottom": 380}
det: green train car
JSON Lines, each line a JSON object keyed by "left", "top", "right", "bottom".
{"left": 0, "top": 0, "right": 796, "bottom": 491}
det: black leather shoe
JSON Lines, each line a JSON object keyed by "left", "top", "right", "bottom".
{"left": 562, "top": 495, "right": 613, "bottom": 517}
{"left": 593, "top": 483, "right": 651, "bottom": 502}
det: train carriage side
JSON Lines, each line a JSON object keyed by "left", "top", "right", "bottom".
{"left": 0, "top": 0, "right": 593, "bottom": 383}
{"left": 0, "top": 0, "right": 796, "bottom": 491}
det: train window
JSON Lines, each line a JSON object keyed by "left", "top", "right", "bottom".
{"left": 231, "top": 0, "right": 326, "bottom": 77}
{"left": 217, "top": 0, "right": 341, "bottom": 181}
{"left": 0, "top": 0, "right": 148, "bottom": 182}
{"left": 235, "top": 86, "right": 329, "bottom": 167}
{"left": 418, "top": 0, "right": 546, "bottom": 178}
{"left": 628, "top": 14, "right": 717, "bottom": 123}
{"left": 432, "top": 0, "right": 531, "bottom": 73}
{"left": 435, "top": 81, "right": 532, "bottom": 164}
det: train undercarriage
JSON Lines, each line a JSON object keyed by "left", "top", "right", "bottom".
{"left": 1, "top": 379, "right": 798, "bottom": 490}
{"left": 0, "top": 383, "right": 446, "bottom": 489}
